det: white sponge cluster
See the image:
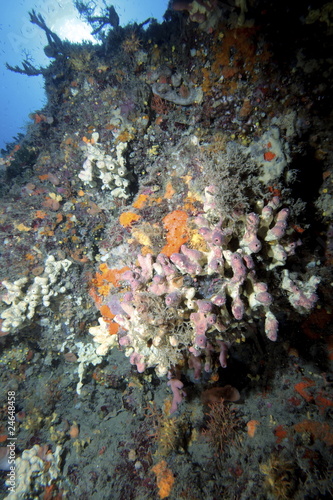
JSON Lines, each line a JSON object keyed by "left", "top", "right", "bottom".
{"left": 75, "top": 341, "right": 103, "bottom": 394}
{"left": 5, "top": 444, "right": 61, "bottom": 500}
{"left": 89, "top": 316, "right": 118, "bottom": 356}
{"left": 0, "top": 255, "right": 72, "bottom": 334}
{"left": 78, "top": 132, "right": 130, "bottom": 198}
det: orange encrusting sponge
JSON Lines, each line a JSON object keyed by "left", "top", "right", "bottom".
{"left": 152, "top": 460, "right": 175, "bottom": 499}
{"left": 161, "top": 210, "right": 188, "bottom": 257}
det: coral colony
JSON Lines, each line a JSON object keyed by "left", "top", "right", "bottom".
{"left": 90, "top": 191, "right": 320, "bottom": 412}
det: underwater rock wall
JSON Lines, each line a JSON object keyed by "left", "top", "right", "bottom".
{"left": 0, "top": 2, "right": 333, "bottom": 499}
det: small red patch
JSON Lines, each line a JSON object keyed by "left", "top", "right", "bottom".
{"left": 264, "top": 151, "right": 276, "bottom": 161}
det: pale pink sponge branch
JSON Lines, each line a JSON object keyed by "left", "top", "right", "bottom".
{"left": 167, "top": 378, "right": 186, "bottom": 414}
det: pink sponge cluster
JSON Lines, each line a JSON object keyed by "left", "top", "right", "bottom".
{"left": 107, "top": 196, "right": 319, "bottom": 385}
